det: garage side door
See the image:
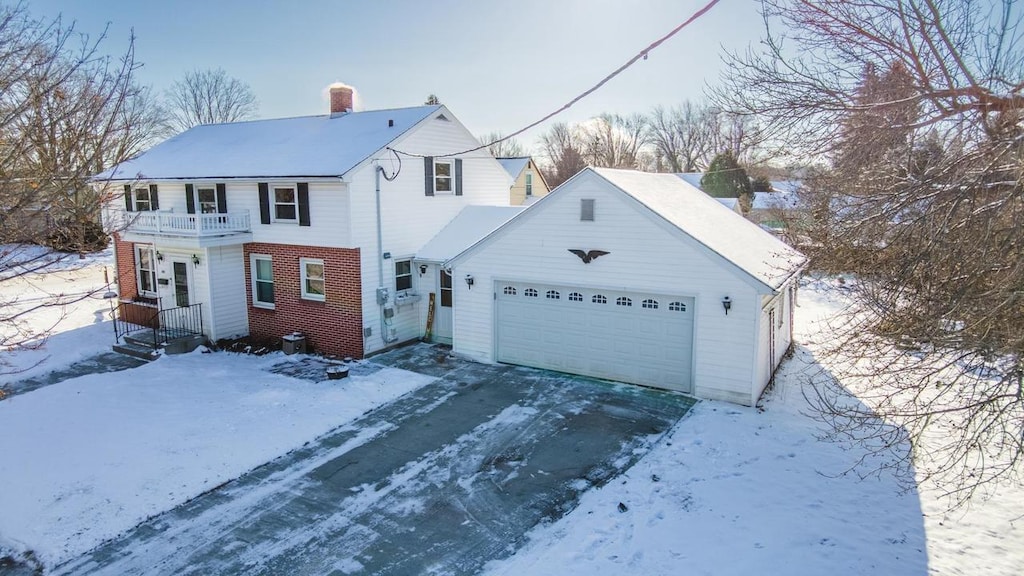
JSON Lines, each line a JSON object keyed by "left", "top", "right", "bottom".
{"left": 496, "top": 282, "right": 694, "bottom": 393}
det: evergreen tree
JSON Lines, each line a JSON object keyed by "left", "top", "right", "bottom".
{"left": 701, "top": 151, "right": 752, "bottom": 207}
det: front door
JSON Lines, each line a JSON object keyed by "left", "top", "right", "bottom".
{"left": 172, "top": 261, "right": 191, "bottom": 307}
{"left": 434, "top": 269, "right": 453, "bottom": 344}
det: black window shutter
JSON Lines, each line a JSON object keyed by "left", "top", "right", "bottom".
{"left": 149, "top": 184, "right": 160, "bottom": 210}
{"left": 123, "top": 184, "right": 133, "bottom": 212}
{"left": 258, "top": 183, "right": 271, "bottom": 224}
{"left": 297, "top": 182, "right": 310, "bottom": 226}
{"left": 216, "top": 183, "right": 227, "bottom": 213}
{"left": 454, "top": 158, "right": 463, "bottom": 196}
{"left": 185, "top": 183, "right": 195, "bottom": 214}
{"left": 424, "top": 157, "right": 434, "bottom": 196}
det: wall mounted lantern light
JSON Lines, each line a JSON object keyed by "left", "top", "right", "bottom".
{"left": 419, "top": 264, "right": 428, "bottom": 276}
{"left": 465, "top": 274, "right": 475, "bottom": 289}
{"left": 722, "top": 296, "right": 732, "bottom": 315}
{"left": 155, "top": 251, "right": 163, "bottom": 262}
{"left": 191, "top": 254, "right": 200, "bottom": 266}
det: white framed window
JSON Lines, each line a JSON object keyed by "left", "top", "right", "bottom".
{"left": 300, "top": 258, "right": 325, "bottom": 301}
{"left": 642, "top": 298, "right": 659, "bottom": 309}
{"left": 434, "top": 160, "right": 453, "bottom": 194}
{"left": 669, "top": 301, "right": 687, "bottom": 312}
{"left": 568, "top": 292, "right": 583, "bottom": 302}
{"left": 250, "top": 254, "right": 274, "bottom": 308}
{"left": 274, "top": 186, "right": 298, "bottom": 221}
{"left": 581, "top": 198, "right": 595, "bottom": 221}
{"left": 134, "top": 188, "right": 153, "bottom": 211}
{"left": 525, "top": 172, "right": 533, "bottom": 196}
{"left": 616, "top": 296, "right": 632, "bottom": 307}
{"left": 503, "top": 286, "right": 517, "bottom": 296}
{"left": 546, "top": 290, "right": 560, "bottom": 299}
{"left": 592, "top": 294, "right": 607, "bottom": 304}
{"left": 197, "top": 186, "right": 218, "bottom": 214}
{"left": 395, "top": 259, "right": 412, "bottom": 292}
{"left": 135, "top": 245, "right": 157, "bottom": 297}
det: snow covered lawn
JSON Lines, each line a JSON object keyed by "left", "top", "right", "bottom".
{"left": 0, "top": 352, "right": 435, "bottom": 569}
{"left": 483, "top": 280, "right": 1024, "bottom": 576}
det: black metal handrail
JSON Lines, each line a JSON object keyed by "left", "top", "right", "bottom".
{"left": 112, "top": 301, "right": 202, "bottom": 347}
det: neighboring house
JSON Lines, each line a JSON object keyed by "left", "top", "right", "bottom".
{"left": 749, "top": 181, "right": 804, "bottom": 231}
{"left": 96, "top": 86, "right": 511, "bottom": 359}
{"left": 447, "top": 168, "right": 806, "bottom": 406}
{"left": 496, "top": 157, "right": 550, "bottom": 205}
{"left": 674, "top": 172, "right": 743, "bottom": 214}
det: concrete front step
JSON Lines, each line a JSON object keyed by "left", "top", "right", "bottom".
{"left": 112, "top": 342, "right": 160, "bottom": 361}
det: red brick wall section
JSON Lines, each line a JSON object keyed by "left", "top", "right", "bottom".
{"left": 113, "top": 233, "right": 138, "bottom": 300}
{"left": 243, "top": 243, "right": 364, "bottom": 358}
{"left": 112, "top": 233, "right": 158, "bottom": 328}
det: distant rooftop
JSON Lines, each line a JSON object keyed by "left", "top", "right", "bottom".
{"left": 496, "top": 157, "right": 531, "bottom": 181}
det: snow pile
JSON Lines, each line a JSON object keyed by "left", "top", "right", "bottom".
{"left": 0, "top": 352, "right": 436, "bottom": 568}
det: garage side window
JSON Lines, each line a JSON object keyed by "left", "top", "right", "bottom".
{"left": 668, "top": 301, "right": 687, "bottom": 312}
{"left": 592, "top": 294, "right": 607, "bottom": 304}
{"left": 569, "top": 292, "right": 583, "bottom": 302}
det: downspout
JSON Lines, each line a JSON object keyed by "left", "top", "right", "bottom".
{"left": 375, "top": 164, "right": 397, "bottom": 345}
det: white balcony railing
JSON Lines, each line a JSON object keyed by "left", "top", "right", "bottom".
{"left": 123, "top": 210, "right": 251, "bottom": 237}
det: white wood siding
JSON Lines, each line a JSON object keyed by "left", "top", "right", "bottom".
{"left": 453, "top": 170, "right": 763, "bottom": 405}
{"left": 205, "top": 245, "right": 249, "bottom": 340}
{"left": 347, "top": 113, "right": 511, "bottom": 354}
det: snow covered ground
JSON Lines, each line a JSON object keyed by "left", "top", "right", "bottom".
{"left": 2, "top": 248, "right": 1022, "bottom": 575}
{"left": 0, "top": 249, "right": 438, "bottom": 569}
{"left": 483, "top": 279, "right": 1024, "bottom": 576}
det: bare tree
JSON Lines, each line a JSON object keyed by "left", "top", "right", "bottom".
{"left": 716, "top": 0, "right": 1024, "bottom": 506}
{"left": 479, "top": 131, "right": 526, "bottom": 158}
{"left": 537, "top": 122, "right": 586, "bottom": 188}
{"left": 0, "top": 3, "right": 160, "bottom": 371}
{"left": 578, "top": 113, "right": 649, "bottom": 169}
{"left": 165, "top": 68, "right": 257, "bottom": 131}
{"left": 647, "top": 102, "right": 719, "bottom": 172}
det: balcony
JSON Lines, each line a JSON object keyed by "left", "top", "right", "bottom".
{"left": 117, "top": 210, "right": 253, "bottom": 248}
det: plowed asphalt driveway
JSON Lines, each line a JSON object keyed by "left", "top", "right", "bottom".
{"left": 53, "top": 344, "right": 694, "bottom": 576}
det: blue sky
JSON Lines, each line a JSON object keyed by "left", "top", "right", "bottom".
{"left": 29, "top": 0, "right": 766, "bottom": 150}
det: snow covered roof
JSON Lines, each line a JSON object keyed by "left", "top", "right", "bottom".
{"left": 674, "top": 172, "right": 704, "bottom": 189}
{"left": 752, "top": 190, "right": 802, "bottom": 211}
{"left": 716, "top": 197, "right": 739, "bottom": 210}
{"left": 496, "top": 157, "right": 530, "bottom": 181}
{"left": 594, "top": 168, "right": 805, "bottom": 291}
{"left": 94, "top": 105, "right": 442, "bottom": 181}
{"left": 417, "top": 205, "right": 525, "bottom": 263}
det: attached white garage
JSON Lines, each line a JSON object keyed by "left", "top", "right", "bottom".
{"left": 448, "top": 168, "right": 806, "bottom": 406}
{"left": 496, "top": 281, "right": 694, "bottom": 393}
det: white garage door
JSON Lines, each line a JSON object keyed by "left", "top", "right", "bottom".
{"left": 496, "top": 281, "right": 694, "bottom": 393}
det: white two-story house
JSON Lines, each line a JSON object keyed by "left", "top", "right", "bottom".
{"left": 97, "top": 87, "right": 511, "bottom": 359}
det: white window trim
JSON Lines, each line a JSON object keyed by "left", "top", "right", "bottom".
{"left": 135, "top": 245, "right": 158, "bottom": 297}
{"left": 273, "top": 185, "right": 299, "bottom": 222}
{"left": 195, "top": 183, "right": 220, "bottom": 214}
{"left": 250, "top": 254, "right": 274, "bottom": 309}
{"left": 525, "top": 172, "right": 533, "bottom": 196}
{"left": 394, "top": 258, "right": 413, "bottom": 294}
{"left": 300, "top": 257, "right": 325, "bottom": 301}
{"left": 433, "top": 159, "right": 454, "bottom": 195}
{"left": 133, "top": 187, "right": 153, "bottom": 212}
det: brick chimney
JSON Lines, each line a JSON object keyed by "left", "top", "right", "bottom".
{"left": 330, "top": 86, "right": 353, "bottom": 115}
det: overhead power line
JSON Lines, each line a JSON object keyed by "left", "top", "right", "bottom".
{"left": 388, "top": 0, "right": 722, "bottom": 159}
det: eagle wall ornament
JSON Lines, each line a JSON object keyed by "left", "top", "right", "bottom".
{"left": 568, "top": 249, "right": 610, "bottom": 264}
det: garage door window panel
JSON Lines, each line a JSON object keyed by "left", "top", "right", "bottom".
{"left": 642, "top": 298, "right": 659, "bottom": 309}
{"left": 524, "top": 288, "right": 538, "bottom": 298}
{"left": 669, "top": 301, "right": 687, "bottom": 312}
{"left": 592, "top": 294, "right": 607, "bottom": 304}
{"left": 616, "top": 297, "right": 632, "bottom": 307}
